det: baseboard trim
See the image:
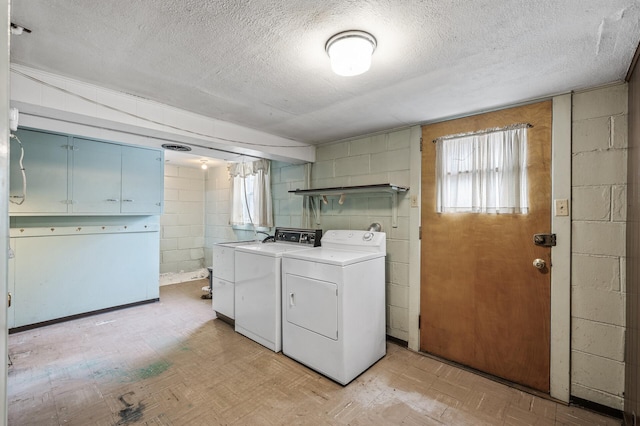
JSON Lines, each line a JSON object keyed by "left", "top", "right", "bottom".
{"left": 214, "top": 312, "right": 235, "bottom": 327}
{"left": 160, "top": 268, "right": 209, "bottom": 286}
{"left": 9, "top": 298, "right": 160, "bottom": 334}
{"left": 570, "top": 396, "right": 623, "bottom": 420}
{"left": 386, "top": 334, "right": 408, "bottom": 347}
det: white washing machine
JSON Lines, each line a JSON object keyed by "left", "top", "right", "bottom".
{"left": 211, "top": 240, "right": 257, "bottom": 323}
{"left": 281, "top": 230, "right": 386, "bottom": 385}
{"left": 234, "top": 228, "right": 321, "bottom": 352}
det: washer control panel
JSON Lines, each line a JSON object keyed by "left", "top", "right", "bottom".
{"left": 321, "top": 230, "right": 387, "bottom": 252}
{"left": 274, "top": 228, "right": 323, "bottom": 246}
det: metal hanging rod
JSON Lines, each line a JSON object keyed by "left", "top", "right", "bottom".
{"left": 433, "top": 122, "right": 532, "bottom": 143}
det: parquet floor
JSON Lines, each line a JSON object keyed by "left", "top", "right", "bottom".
{"left": 8, "top": 280, "right": 621, "bottom": 425}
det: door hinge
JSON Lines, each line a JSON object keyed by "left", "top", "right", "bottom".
{"left": 418, "top": 314, "right": 421, "bottom": 329}
{"left": 419, "top": 226, "right": 421, "bottom": 240}
{"left": 7, "top": 292, "right": 11, "bottom": 308}
{"left": 420, "top": 137, "right": 423, "bottom": 151}
{"left": 533, "top": 233, "right": 556, "bottom": 247}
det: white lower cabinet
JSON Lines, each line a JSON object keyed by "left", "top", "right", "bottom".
{"left": 212, "top": 278, "right": 234, "bottom": 319}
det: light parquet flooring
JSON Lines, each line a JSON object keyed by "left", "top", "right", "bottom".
{"left": 8, "top": 280, "right": 620, "bottom": 426}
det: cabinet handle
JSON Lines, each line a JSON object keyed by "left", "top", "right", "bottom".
{"left": 122, "top": 199, "right": 134, "bottom": 202}
{"left": 106, "top": 198, "right": 119, "bottom": 202}
{"left": 156, "top": 202, "right": 161, "bottom": 206}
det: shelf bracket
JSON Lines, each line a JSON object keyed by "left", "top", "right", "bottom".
{"left": 314, "top": 196, "right": 321, "bottom": 225}
{"left": 391, "top": 191, "right": 399, "bottom": 228}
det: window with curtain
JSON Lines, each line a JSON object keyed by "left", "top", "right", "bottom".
{"left": 435, "top": 124, "right": 529, "bottom": 214}
{"left": 228, "top": 159, "right": 273, "bottom": 227}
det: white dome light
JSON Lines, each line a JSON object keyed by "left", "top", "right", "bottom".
{"left": 326, "top": 30, "right": 377, "bottom": 77}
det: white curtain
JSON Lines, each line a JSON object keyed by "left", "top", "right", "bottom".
{"left": 228, "top": 159, "right": 273, "bottom": 227}
{"left": 435, "top": 126, "right": 528, "bottom": 214}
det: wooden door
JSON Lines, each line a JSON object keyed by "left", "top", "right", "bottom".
{"left": 420, "top": 101, "right": 552, "bottom": 392}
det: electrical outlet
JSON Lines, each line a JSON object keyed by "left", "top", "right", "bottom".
{"left": 410, "top": 195, "right": 419, "bottom": 208}
{"left": 554, "top": 199, "right": 569, "bottom": 216}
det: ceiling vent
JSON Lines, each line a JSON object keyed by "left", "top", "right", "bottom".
{"left": 161, "top": 143, "right": 192, "bottom": 152}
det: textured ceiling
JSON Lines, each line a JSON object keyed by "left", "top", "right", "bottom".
{"left": 9, "top": 0, "right": 640, "bottom": 145}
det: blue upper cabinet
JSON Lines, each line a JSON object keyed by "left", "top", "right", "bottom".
{"left": 9, "top": 128, "right": 164, "bottom": 216}
{"left": 71, "top": 138, "right": 122, "bottom": 214}
{"left": 121, "top": 145, "right": 163, "bottom": 214}
{"left": 9, "top": 129, "right": 69, "bottom": 214}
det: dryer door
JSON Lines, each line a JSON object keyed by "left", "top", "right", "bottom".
{"left": 284, "top": 273, "right": 338, "bottom": 340}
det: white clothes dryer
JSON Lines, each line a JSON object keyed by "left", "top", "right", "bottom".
{"left": 281, "top": 230, "right": 386, "bottom": 385}
{"left": 234, "top": 228, "right": 321, "bottom": 352}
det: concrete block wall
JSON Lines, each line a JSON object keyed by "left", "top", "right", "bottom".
{"left": 307, "top": 128, "right": 414, "bottom": 341}
{"left": 271, "top": 161, "right": 306, "bottom": 229}
{"left": 160, "top": 164, "right": 206, "bottom": 277}
{"left": 571, "top": 84, "right": 628, "bottom": 409}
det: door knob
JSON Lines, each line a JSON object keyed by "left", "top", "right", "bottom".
{"left": 533, "top": 258, "right": 546, "bottom": 270}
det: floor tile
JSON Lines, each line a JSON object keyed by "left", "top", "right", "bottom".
{"left": 7, "top": 279, "right": 622, "bottom": 426}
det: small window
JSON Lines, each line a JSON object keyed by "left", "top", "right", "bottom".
{"left": 228, "top": 160, "right": 273, "bottom": 228}
{"left": 435, "top": 124, "right": 529, "bottom": 214}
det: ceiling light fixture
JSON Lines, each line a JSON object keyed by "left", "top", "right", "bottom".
{"left": 325, "top": 30, "right": 376, "bottom": 77}
{"left": 200, "top": 160, "right": 208, "bottom": 170}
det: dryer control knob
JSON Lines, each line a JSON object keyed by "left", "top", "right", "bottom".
{"left": 363, "top": 232, "right": 373, "bottom": 241}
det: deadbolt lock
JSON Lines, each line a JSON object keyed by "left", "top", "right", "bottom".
{"left": 533, "top": 233, "right": 556, "bottom": 247}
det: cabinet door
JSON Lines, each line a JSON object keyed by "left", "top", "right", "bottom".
{"left": 12, "top": 232, "right": 158, "bottom": 328}
{"left": 71, "top": 138, "right": 122, "bottom": 213}
{"left": 121, "top": 146, "right": 163, "bottom": 214}
{"left": 8, "top": 238, "right": 15, "bottom": 328}
{"left": 9, "top": 129, "right": 69, "bottom": 214}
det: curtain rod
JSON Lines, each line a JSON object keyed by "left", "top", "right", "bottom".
{"left": 433, "top": 122, "right": 532, "bottom": 143}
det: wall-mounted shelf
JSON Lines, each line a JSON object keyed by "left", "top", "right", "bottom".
{"left": 289, "top": 183, "right": 409, "bottom": 228}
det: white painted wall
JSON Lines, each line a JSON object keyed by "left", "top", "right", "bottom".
{"left": 1, "top": 0, "right": 9, "bottom": 423}
{"left": 159, "top": 164, "right": 207, "bottom": 285}
{"left": 571, "top": 84, "right": 628, "bottom": 409}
